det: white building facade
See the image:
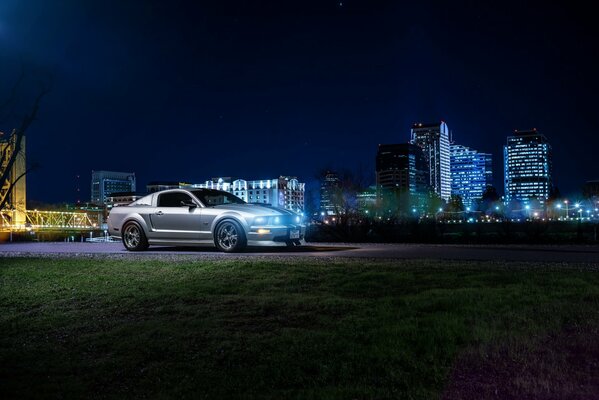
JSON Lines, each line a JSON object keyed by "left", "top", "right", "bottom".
{"left": 190, "top": 176, "right": 305, "bottom": 212}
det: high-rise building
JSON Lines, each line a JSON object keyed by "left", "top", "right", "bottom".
{"left": 0, "top": 131, "right": 26, "bottom": 225}
{"left": 192, "top": 176, "right": 305, "bottom": 212}
{"left": 91, "top": 170, "right": 136, "bottom": 205}
{"left": 376, "top": 143, "right": 428, "bottom": 195}
{"left": 450, "top": 144, "right": 493, "bottom": 208}
{"left": 411, "top": 122, "right": 451, "bottom": 200}
{"left": 319, "top": 171, "right": 340, "bottom": 216}
{"left": 503, "top": 129, "right": 552, "bottom": 203}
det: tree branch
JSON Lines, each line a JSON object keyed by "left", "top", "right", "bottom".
{"left": 0, "top": 84, "right": 49, "bottom": 210}
{"left": 0, "top": 163, "right": 37, "bottom": 211}
{"left": 0, "top": 64, "right": 25, "bottom": 123}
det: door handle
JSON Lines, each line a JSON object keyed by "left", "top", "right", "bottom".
{"left": 155, "top": 211, "right": 164, "bottom": 216}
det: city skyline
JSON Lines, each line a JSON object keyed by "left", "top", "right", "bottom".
{"left": 1, "top": 1, "right": 598, "bottom": 203}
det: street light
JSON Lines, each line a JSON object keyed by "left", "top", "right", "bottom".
{"left": 578, "top": 208, "right": 583, "bottom": 220}
{"left": 556, "top": 203, "right": 563, "bottom": 220}
{"left": 435, "top": 208, "right": 443, "bottom": 222}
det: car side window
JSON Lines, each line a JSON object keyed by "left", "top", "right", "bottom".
{"left": 157, "top": 192, "right": 193, "bottom": 207}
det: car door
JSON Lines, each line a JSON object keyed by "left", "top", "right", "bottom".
{"left": 149, "top": 191, "right": 202, "bottom": 241}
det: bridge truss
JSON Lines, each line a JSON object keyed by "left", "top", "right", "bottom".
{"left": 1, "top": 209, "right": 101, "bottom": 231}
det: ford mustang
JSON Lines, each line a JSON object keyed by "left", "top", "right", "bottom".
{"left": 107, "top": 188, "right": 306, "bottom": 252}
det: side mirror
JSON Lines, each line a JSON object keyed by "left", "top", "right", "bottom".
{"left": 181, "top": 200, "right": 197, "bottom": 208}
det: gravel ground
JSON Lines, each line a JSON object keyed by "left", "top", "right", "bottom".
{"left": 1, "top": 241, "right": 599, "bottom": 264}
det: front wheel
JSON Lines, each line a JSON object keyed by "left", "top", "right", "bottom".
{"left": 214, "top": 220, "right": 247, "bottom": 253}
{"left": 122, "top": 221, "right": 149, "bottom": 251}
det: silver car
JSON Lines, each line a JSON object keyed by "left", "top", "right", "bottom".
{"left": 107, "top": 188, "right": 306, "bottom": 252}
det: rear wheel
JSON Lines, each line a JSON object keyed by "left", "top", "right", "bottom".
{"left": 122, "top": 221, "right": 149, "bottom": 251}
{"left": 214, "top": 220, "right": 246, "bottom": 252}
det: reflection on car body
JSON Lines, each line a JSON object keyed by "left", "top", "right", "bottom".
{"left": 107, "top": 188, "right": 306, "bottom": 252}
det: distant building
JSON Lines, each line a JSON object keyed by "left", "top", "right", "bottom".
{"left": 191, "top": 176, "right": 305, "bottom": 212}
{"left": 583, "top": 180, "right": 599, "bottom": 199}
{"left": 503, "top": 129, "right": 553, "bottom": 203}
{"left": 357, "top": 186, "right": 377, "bottom": 214}
{"left": 147, "top": 181, "right": 187, "bottom": 193}
{"left": 450, "top": 144, "right": 493, "bottom": 208}
{"left": 91, "top": 170, "right": 136, "bottom": 205}
{"left": 319, "top": 171, "right": 340, "bottom": 216}
{"left": 376, "top": 143, "right": 428, "bottom": 195}
{"left": 106, "top": 192, "right": 142, "bottom": 209}
{"left": 410, "top": 122, "right": 451, "bottom": 200}
{"left": 0, "top": 131, "right": 26, "bottom": 225}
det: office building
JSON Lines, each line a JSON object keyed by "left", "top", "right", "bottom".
{"left": 503, "top": 129, "right": 552, "bottom": 203}
{"left": 410, "top": 122, "right": 451, "bottom": 200}
{"left": 376, "top": 143, "right": 428, "bottom": 195}
{"left": 450, "top": 144, "right": 493, "bottom": 208}
{"left": 319, "top": 171, "right": 340, "bottom": 216}
{"left": 91, "top": 170, "right": 136, "bottom": 205}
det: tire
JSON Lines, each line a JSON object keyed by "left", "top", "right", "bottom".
{"left": 122, "top": 221, "right": 149, "bottom": 251}
{"left": 214, "top": 219, "right": 247, "bottom": 253}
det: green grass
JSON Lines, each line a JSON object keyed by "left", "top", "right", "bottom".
{"left": 1, "top": 257, "right": 599, "bottom": 399}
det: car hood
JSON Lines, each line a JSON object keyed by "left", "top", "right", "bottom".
{"left": 211, "top": 203, "right": 297, "bottom": 216}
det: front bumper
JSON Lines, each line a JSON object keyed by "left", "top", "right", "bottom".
{"left": 246, "top": 224, "right": 306, "bottom": 246}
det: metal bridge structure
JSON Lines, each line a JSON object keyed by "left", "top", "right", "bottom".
{"left": 0, "top": 209, "right": 102, "bottom": 232}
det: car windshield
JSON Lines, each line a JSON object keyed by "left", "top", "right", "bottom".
{"left": 191, "top": 189, "right": 246, "bottom": 207}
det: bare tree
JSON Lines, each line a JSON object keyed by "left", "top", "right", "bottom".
{"left": 0, "top": 70, "right": 49, "bottom": 211}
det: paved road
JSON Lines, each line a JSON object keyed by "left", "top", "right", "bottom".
{"left": 1, "top": 241, "right": 598, "bottom": 263}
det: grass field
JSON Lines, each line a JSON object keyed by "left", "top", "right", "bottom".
{"left": 2, "top": 257, "right": 599, "bottom": 399}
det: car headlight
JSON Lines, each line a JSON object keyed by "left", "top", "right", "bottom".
{"left": 254, "top": 216, "right": 267, "bottom": 224}
{"left": 252, "top": 216, "right": 286, "bottom": 226}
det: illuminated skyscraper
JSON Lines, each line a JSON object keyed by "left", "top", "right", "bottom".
{"left": 450, "top": 144, "right": 492, "bottom": 208}
{"left": 411, "top": 122, "right": 451, "bottom": 200}
{"left": 503, "top": 129, "right": 552, "bottom": 202}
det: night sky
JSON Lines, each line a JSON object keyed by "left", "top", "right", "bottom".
{"left": 1, "top": 1, "right": 597, "bottom": 204}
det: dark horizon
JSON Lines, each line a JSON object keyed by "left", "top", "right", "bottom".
{"left": 1, "top": 1, "right": 598, "bottom": 203}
